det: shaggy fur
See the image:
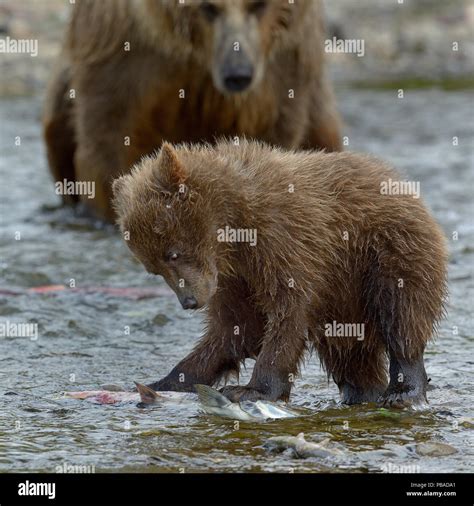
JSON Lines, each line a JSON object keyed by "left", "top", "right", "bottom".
{"left": 113, "top": 140, "right": 448, "bottom": 406}
{"left": 43, "top": 0, "right": 342, "bottom": 221}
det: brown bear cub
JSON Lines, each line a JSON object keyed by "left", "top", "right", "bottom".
{"left": 113, "top": 141, "right": 447, "bottom": 407}
{"left": 43, "top": 0, "right": 341, "bottom": 222}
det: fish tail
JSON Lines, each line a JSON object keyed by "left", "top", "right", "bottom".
{"left": 194, "top": 384, "right": 231, "bottom": 408}
{"left": 134, "top": 382, "right": 158, "bottom": 404}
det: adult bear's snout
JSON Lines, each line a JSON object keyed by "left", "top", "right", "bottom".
{"left": 221, "top": 63, "right": 254, "bottom": 93}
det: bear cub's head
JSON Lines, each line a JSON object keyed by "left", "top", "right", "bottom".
{"left": 112, "top": 143, "right": 219, "bottom": 310}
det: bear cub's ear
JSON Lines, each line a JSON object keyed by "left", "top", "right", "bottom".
{"left": 112, "top": 175, "right": 133, "bottom": 217}
{"left": 154, "top": 142, "right": 188, "bottom": 199}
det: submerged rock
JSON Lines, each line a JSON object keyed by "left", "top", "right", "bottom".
{"left": 414, "top": 442, "right": 458, "bottom": 457}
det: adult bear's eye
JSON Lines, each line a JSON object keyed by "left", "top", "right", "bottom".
{"left": 200, "top": 2, "right": 220, "bottom": 21}
{"left": 248, "top": 0, "right": 267, "bottom": 16}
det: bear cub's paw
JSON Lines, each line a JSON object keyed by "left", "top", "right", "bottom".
{"left": 220, "top": 385, "right": 269, "bottom": 402}
{"left": 378, "top": 384, "right": 428, "bottom": 409}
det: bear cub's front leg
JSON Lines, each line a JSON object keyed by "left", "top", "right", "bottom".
{"left": 221, "top": 307, "right": 307, "bottom": 402}
{"left": 146, "top": 334, "right": 241, "bottom": 393}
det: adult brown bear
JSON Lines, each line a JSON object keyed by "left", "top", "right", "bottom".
{"left": 113, "top": 141, "right": 448, "bottom": 407}
{"left": 43, "top": 0, "right": 342, "bottom": 221}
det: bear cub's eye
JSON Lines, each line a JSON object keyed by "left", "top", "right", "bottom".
{"left": 166, "top": 252, "right": 180, "bottom": 262}
{"left": 200, "top": 2, "right": 220, "bottom": 21}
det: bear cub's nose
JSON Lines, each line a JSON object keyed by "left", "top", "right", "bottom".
{"left": 182, "top": 296, "right": 198, "bottom": 310}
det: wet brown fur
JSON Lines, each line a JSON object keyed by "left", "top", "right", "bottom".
{"left": 43, "top": 0, "right": 342, "bottom": 221}
{"left": 113, "top": 140, "right": 448, "bottom": 405}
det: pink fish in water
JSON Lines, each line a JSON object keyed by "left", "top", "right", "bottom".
{"left": 63, "top": 383, "right": 194, "bottom": 405}
{"left": 64, "top": 390, "right": 141, "bottom": 405}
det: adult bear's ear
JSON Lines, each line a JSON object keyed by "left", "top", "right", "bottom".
{"left": 155, "top": 143, "right": 188, "bottom": 198}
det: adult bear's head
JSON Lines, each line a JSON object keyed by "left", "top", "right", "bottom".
{"left": 138, "top": 0, "right": 316, "bottom": 95}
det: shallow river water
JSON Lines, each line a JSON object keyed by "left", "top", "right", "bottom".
{"left": 0, "top": 89, "right": 473, "bottom": 473}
